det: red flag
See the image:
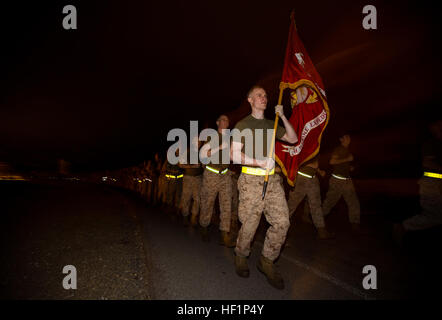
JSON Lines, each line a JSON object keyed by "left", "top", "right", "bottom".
{"left": 275, "top": 12, "right": 330, "bottom": 186}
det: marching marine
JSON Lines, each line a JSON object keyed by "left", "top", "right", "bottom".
{"left": 231, "top": 85, "right": 298, "bottom": 290}
{"left": 179, "top": 138, "right": 203, "bottom": 226}
{"left": 199, "top": 114, "right": 235, "bottom": 247}
{"left": 321, "top": 133, "right": 362, "bottom": 232}
{"left": 287, "top": 157, "right": 334, "bottom": 239}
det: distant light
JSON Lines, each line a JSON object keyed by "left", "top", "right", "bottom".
{"left": 102, "top": 176, "right": 108, "bottom": 181}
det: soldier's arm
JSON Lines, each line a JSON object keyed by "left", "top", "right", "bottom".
{"left": 329, "top": 153, "right": 353, "bottom": 165}
{"left": 276, "top": 105, "right": 298, "bottom": 144}
{"left": 230, "top": 141, "right": 268, "bottom": 169}
{"left": 200, "top": 142, "right": 211, "bottom": 158}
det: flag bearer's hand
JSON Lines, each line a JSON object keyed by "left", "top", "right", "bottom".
{"left": 275, "top": 105, "right": 284, "bottom": 118}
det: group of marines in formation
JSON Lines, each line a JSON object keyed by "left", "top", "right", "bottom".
{"left": 106, "top": 85, "right": 367, "bottom": 290}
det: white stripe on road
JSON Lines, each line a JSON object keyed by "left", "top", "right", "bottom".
{"left": 280, "top": 252, "right": 374, "bottom": 300}
{"left": 255, "top": 240, "right": 374, "bottom": 300}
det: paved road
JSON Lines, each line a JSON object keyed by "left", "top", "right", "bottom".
{"left": 2, "top": 180, "right": 440, "bottom": 299}
{"left": 135, "top": 188, "right": 439, "bottom": 300}
{"left": 1, "top": 180, "right": 150, "bottom": 299}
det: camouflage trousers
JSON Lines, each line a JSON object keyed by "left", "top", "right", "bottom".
{"left": 287, "top": 174, "right": 325, "bottom": 228}
{"left": 180, "top": 175, "right": 202, "bottom": 218}
{"left": 146, "top": 177, "right": 157, "bottom": 204}
{"left": 403, "top": 176, "right": 442, "bottom": 230}
{"left": 322, "top": 175, "right": 360, "bottom": 224}
{"left": 199, "top": 169, "right": 232, "bottom": 232}
{"left": 165, "top": 177, "right": 183, "bottom": 208}
{"left": 231, "top": 174, "right": 239, "bottom": 222}
{"left": 235, "top": 173, "right": 290, "bottom": 262}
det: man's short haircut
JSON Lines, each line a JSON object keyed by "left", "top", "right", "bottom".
{"left": 217, "top": 114, "right": 229, "bottom": 122}
{"left": 247, "top": 85, "right": 265, "bottom": 98}
{"left": 338, "top": 130, "right": 351, "bottom": 138}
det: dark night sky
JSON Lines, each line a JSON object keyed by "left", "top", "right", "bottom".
{"left": 1, "top": 0, "right": 441, "bottom": 176}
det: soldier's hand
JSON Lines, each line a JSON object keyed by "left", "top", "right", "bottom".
{"left": 318, "top": 169, "right": 326, "bottom": 177}
{"left": 275, "top": 105, "right": 284, "bottom": 118}
{"left": 259, "top": 157, "right": 275, "bottom": 171}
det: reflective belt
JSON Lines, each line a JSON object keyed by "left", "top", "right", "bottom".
{"left": 298, "top": 171, "right": 314, "bottom": 179}
{"left": 205, "top": 166, "right": 228, "bottom": 175}
{"left": 165, "top": 174, "right": 184, "bottom": 179}
{"left": 424, "top": 171, "right": 442, "bottom": 179}
{"left": 332, "top": 173, "right": 349, "bottom": 180}
{"left": 242, "top": 166, "right": 275, "bottom": 176}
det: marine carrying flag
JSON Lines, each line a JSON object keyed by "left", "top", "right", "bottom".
{"left": 275, "top": 12, "right": 330, "bottom": 186}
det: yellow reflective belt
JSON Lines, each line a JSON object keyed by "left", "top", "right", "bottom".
{"left": 424, "top": 172, "right": 442, "bottom": 179}
{"left": 206, "top": 166, "right": 228, "bottom": 174}
{"left": 332, "top": 173, "right": 349, "bottom": 180}
{"left": 165, "top": 174, "right": 184, "bottom": 179}
{"left": 242, "top": 166, "right": 275, "bottom": 176}
{"left": 298, "top": 171, "right": 313, "bottom": 179}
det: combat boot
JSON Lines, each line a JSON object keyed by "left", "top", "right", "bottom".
{"left": 219, "top": 231, "right": 236, "bottom": 248}
{"left": 317, "top": 227, "right": 335, "bottom": 240}
{"left": 257, "top": 255, "right": 284, "bottom": 290}
{"left": 182, "top": 215, "right": 190, "bottom": 227}
{"left": 234, "top": 255, "right": 250, "bottom": 278}
{"left": 200, "top": 226, "right": 210, "bottom": 242}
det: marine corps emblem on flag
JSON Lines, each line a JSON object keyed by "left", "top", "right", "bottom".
{"left": 275, "top": 12, "right": 330, "bottom": 186}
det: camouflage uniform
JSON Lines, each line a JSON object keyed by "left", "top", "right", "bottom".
{"left": 199, "top": 168, "right": 232, "bottom": 232}
{"left": 322, "top": 176, "right": 360, "bottom": 224}
{"left": 157, "top": 160, "right": 168, "bottom": 204}
{"left": 322, "top": 145, "right": 360, "bottom": 224}
{"left": 230, "top": 167, "right": 240, "bottom": 225}
{"left": 181, "top": 175, "right": 202, "bottom": 218}
{"left": 287, "top": 170, "right": 326, "bottom": 229}
{"left": 165, "top": 163, "right": 183, "bottom": 208}
{"left": 235, "top": 173, "right": 290, "bottom": 261}
{"left": 233, "top": 114, "right": 290, "bottom": 262}
{"left": 403, "top": 138, "right": 442, "bottom": 230}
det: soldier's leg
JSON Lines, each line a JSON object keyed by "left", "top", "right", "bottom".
{"left": 322, "top": 177, "right": 343, "bottom": 217}
{"left": 199, "top": 172, "right": 219, "bottom": 228}
{"left": 403, "top": 178, "right": 442, "bottom": 230}
{"left": 166, "top": 180, "right": 176, "bottom": 206}
{"left": 175, "top": 179, "right": 183, "bottom": 209}
{"left": 160, "top": 178, "right": 167, "bottom": 204}
{"left": 190, "top": 176, "right": 202, "bottom": 221}
{"left": 305, "top": 177, "right": 326, "bottom": 228}
{"left": 152, "top": 177, "right": 158, "bottom": 205}
{"left": 146, "top": 180, "right": 152, "bottom": 203}
{"left": 235, "top": 174, "right": 266, "bottom": 258}
{"left": 218, "top": 174, "right": 233, "bottom": 232}
{"left": 180, "top": 176, "right": 193, "bottom": 216}
{"left": 341, "top": 180, "right": 361, "bottom": 224}
{"left": 261, "top": 175, "right": 290, "bottom": 261}
{"left": 231, "top": 176, "right": 239, "bottom": 227}
{"left": 287, "top": 177, "right": 307, "bottom": 218}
